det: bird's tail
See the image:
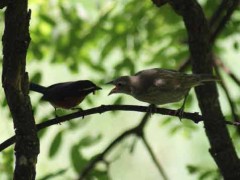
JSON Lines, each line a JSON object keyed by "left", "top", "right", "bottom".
{"left": 29, "top": 83, "right": 46, "bottom": 94}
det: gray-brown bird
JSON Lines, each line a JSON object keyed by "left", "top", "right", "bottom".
{"left": 107, "top": 68, "right": 218, "bottom": 112}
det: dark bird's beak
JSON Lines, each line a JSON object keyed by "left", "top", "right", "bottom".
{"left": 92, "top": 86, "right": 102, "bottom": 95}
{"left": 95, "top": 86, "right": 102, "bottom": 90}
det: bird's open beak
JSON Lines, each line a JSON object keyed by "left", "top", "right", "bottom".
{"left": 106, "top": 80, "right": 117, "bottom": 95}
{"left": 108, "top": 86, "right": 118, "bottom": 96}
{"left": 105, "top": 80, "right": 114, "bottom": 85}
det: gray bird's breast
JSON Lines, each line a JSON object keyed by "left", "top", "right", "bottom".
{"left": 132, "top": 89, "right": 189, "bottom": 105}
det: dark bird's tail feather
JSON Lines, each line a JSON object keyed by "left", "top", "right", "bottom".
{"left": 29, "top": 83, "right": 46, "bottom": 94}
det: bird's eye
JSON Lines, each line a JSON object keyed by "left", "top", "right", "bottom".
{"left": 117, "top": 82, "right": 123, "bottom": 87}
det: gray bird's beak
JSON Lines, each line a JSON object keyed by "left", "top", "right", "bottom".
{"left": 106, "top": 80, "right": 117, "bottom": 95}
{"left": 105, "top": 80, "right": 114, "bottom": 85}
{"left": 108, "top": 87, "right": 118, "bottom": 96}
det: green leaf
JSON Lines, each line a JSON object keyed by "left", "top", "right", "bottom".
{"left": 170, "top": 125, "right": 182, "bottom": 135}
{"left": 1, "top": 148, "right": 14, "bottom": 177}
{"left": 39, "top": 14, "right": 56, "bottom": 26}
{"left": 199, "top": 171, "right": 214, "bottom": 180}
{"left": 30, "top": 72, "right": 42, "bottom": 84}
{"left": 70, "top": 145, "right": 87, "bottom": 172}
{"left": 160, "top": 117, "right": 172, "bottom": 126}
{"left": 48, "top": 131, "right": 63, "bottom": 158}
{"left": 186, "top": 165, "right": 199, "bottom": 174}
{"left": 90, "top": 169, "right": 108, "bottom": 180}
{"left": 79, "top": 134, "right": 102, "bottom": 147}
{"left": 233, "top": 41, "right": 239, "bottom": 50}
{"left": 38, "top": 115, "right": 53, "bottom": 138}
{"left": 113, "top": 97, "right": 123, "bottom": 105}
{"left": 1, "top": 97, "right": 7, "bottom": 107}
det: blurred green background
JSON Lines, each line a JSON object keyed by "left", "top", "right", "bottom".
{"left": 0, "top": 0, "right": 240, "bottom": 179}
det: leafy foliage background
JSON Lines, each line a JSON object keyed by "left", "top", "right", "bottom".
{"left": 0, "top": 0, "right": 240, "bottom": 179}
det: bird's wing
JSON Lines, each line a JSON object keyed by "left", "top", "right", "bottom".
{"left": 153, "top": 72, "right": 202, "bottom": 90}
{"left": 153, "top": 75, "right": 183, "bottom": 90}
{"left": 136, "top": 68, "right": 185, "bottom": 91}
{"left": 134, "top": 68, "right": 202, "bottom": 94}
{"left": 43, "top": 81, "right": 95, "bottom": 101}
{"left": 134, "top": 68, "right": 178, "bottom": 76}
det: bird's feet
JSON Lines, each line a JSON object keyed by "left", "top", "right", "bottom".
{"left": 71, "top": 107, "right": 83, "bottom": 111}
{"left": 176, "top": 107, "right": 184, "bottom": 121}
{"left": 147, "top": 104, "right": 157, "bottom": 116}
{"left": 71, "top": 107, "right": 84, "bottom": 119}
{"left": 54, "top": 108, "right": 62, "bottom": 125}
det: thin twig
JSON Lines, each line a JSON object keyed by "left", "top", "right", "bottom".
{"left": 209, "top": 0, "right": 229, "bottom": 27}
{"left": 141, "top": 135, "right": 169, "bottom": 180}
{"left": 78, "top": 129, "right": 133, "bottom": 179}
{"left": 214, "top": 65, "right": 239, "bottom": 121}
{"left": 215, "top": 58, "right": 240, "bottom": 87}
{"left": 210, "top": 0, "right": 240, "bottom": 43}
{"left": 178, "top": 0, "right": 239, "bottom": 72}
{"left": 78, "top": 111, "right": 151, "bottom": 179}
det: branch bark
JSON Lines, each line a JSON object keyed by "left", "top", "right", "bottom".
{"left": 210, "top": 0, "right": 240, "bottom": 43}
{"left": 1, "top": 104, "right": 239, "bottom": 153}
{"left": 0, "top": 104, "right": 203, "bottom": 152}
{"left": 153, "top": 0, "right": 240, "bottom": 179}
{"left": 178, "top": 0, "right": 239, "bottom": 72}
{"left": 2, "top": 0, "right": 39, "bottom": 179}
{"left": 0, "top": 0, "right": 9, "bottom": 9}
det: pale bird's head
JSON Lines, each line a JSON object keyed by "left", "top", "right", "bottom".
{"left": 107, "top": 76, "right": 132, "bottom": 95}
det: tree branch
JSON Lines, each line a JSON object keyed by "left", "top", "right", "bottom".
{"left": 157, "top": 0, "right": 240, "bottom": 179}
{"left": 0, "top": 0, "right": 9, "bottom": 9}
{"left": 2, "top": 0, "right": 39, "bottom": 179}
{"left": 214, "top": 65, "right": 239, "bottom": 122}
{"left": 1, "top": 104, "right": 239, "bottom": 152}
{"left": 209, "top": 0, "right": 229, "bottom": 28}
{"left": 151, "top": 0, "right": 168, "bottom": 7}
{"left": 210, "top": 0, "right": 240, "bottom": 43}
{"left": 0, "top": 104, "right": 203, "bottom": 152}
{"left": 77, "top": 128, "right": 131, "bottom": 179}
{"left": 178, "top": 0, "right": 239, "bottom": 72}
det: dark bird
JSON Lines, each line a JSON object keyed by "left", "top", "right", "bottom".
{"left": 30, "top": 80, "right": 101, "bottom": 111}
